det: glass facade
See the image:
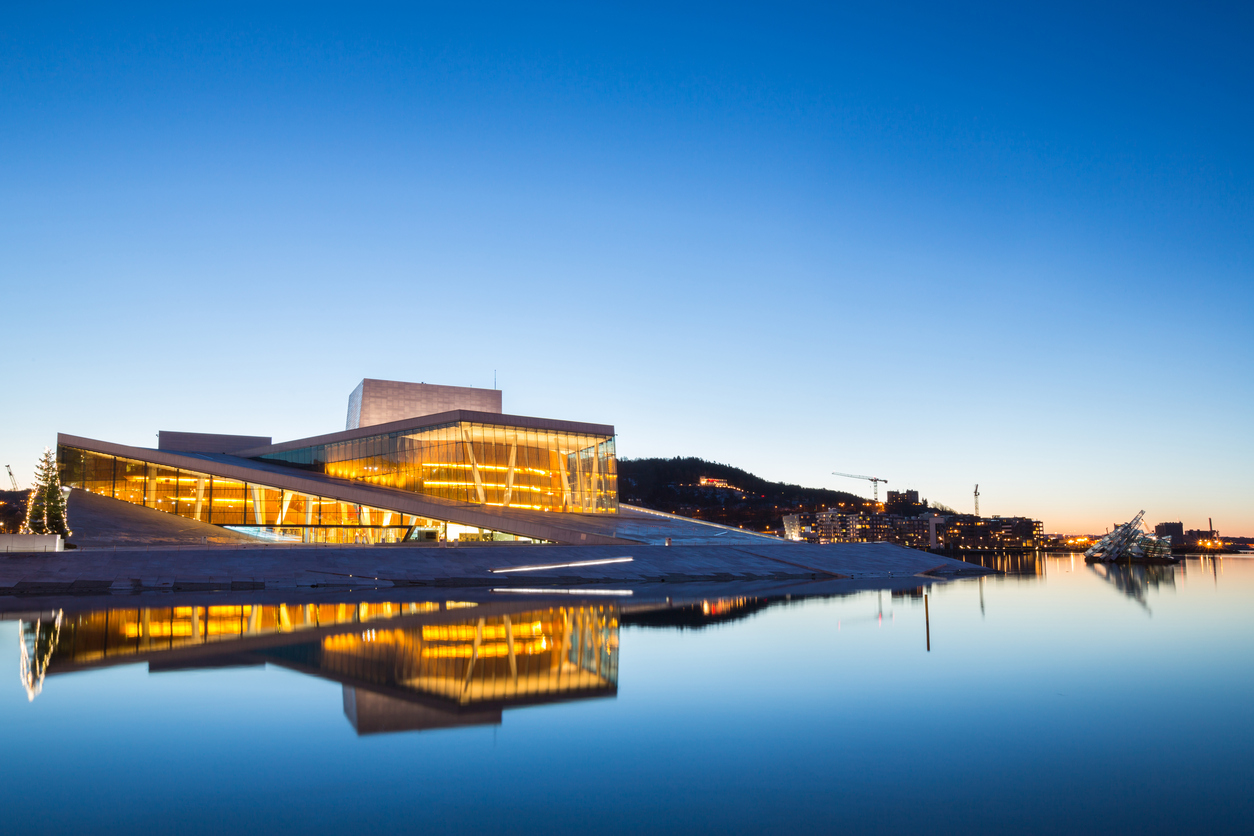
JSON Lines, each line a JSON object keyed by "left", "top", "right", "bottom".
{"left": 58, "top": 446, "right": 544, "bottom": 544}
{"left": 258, "top": 420, "right": 618, "bottom": 514}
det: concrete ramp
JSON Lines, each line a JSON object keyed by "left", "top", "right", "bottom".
{"left": 65, "top": 490, "right": 260, "bottom": 547}
{"left": 0, "top": 538, "right": 991, "bottom": 600}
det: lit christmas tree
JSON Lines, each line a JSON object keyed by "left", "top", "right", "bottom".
{"left": 22, "top": 448, "right": 71, "bottom": 538}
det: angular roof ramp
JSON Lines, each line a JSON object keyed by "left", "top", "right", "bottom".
{"left": 157, "top": 432, "right": 272, "bottom": 454}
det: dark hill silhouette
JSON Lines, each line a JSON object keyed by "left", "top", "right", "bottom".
{"left": 617, "top": 457, "right": 872, "bottom": 534}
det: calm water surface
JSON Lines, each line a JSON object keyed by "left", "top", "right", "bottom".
{"left": 0, "top": 555, "right": 1250, "bottom": 835}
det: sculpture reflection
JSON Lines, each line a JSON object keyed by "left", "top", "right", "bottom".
{"left": 23, "top": 600, "right": 618, "bottom": 734}
{"left": 1088, "top": 562, "right": 1177, "bottom": 610}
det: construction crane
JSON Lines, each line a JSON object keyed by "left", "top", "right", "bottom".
{"left": 5, "top": 465, "right": 18, "bottom": 491}
{"left": 974, "top": 484, "right": 980, "bottom": 517}
{"left": 832, "top": 472, "right": 888, "bottom": 502}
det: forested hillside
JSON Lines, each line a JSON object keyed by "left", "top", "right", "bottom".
{"left": 616, "top": 457, "right": 872, "bottom": 534}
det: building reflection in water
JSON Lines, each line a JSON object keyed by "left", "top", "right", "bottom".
{"left": 947, "top": 551, "right": 1049, "bottom": 576}
{"left": 17, "top": 589, "right": 966, "bottom": 725}
{"left": 20, "top": 600, "right": 618, "bottom": 734}
{"left": 620, "top": 597, "right": 771, "bottom": 630}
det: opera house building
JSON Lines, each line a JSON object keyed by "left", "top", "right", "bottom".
{"left": 57, "top": 379, "right": 626, "bottom": 546}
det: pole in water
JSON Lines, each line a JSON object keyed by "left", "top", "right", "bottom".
{"left": 924, "top": 592, "right": 930, "bottom": 652}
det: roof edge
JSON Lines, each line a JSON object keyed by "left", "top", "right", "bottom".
{"left": 235, "top": 409, "right": 615, "bottom": 457}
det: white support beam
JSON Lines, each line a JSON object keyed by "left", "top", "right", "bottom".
{"left": 277, "top": 491, "right": 293, "bottom": 526}
{"left": 193, "top": 477, "right": 206, "bottom": 522}
{"left": 503, "top": 442, "right": 517, "bottom": 508}
{"left": 461, "top": 428, "right": 487, "bottom": 505}
{"left": 250, "top": 485, "right": 265, "bottom": 525}
{"left": 557, "top": 451, "right": 573, "bottom": 510}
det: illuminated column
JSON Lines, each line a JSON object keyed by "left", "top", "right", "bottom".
{"left": 193, "top": 477, "right": 206, "bottom": 521}
{"left": 277, "top": 491, "right": 293, "bottom": 526}
{"left": 557, "top": 451, "right": 573, "bottom": 510}
{"left": 250, "top": 485, "right": 265, "bottom": 525}
{"left": 592, "top": 444, "right": 604, "bottom": 512}
{"left": 304, "top": 497, "right": 316, "bottom": 542}
{"left": 503, "top": 442, "right": 517, "bottom": 507}
{"left": 460, "top": 427, "right": 486, "bottom": 504}
{"left": 580, "top": 447, "right": 592, "bottom": 511}
{"left": 568, "top": 447, "right": 581, "bottom": 511}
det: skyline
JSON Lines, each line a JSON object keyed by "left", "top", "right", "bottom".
{"left": 2, "top": 4, "right": 1251, "bottom": 534}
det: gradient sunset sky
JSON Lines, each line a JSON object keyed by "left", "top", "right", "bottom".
{"left": 2, "top": 3, "right": 1250, "bottom": 534}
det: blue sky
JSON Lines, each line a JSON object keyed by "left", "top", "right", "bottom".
{"left": 2, "top": 2, "right": 1250, "bottom": 533}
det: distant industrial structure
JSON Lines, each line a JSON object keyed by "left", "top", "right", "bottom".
{"left": 1155, "top": 518, "right": 1230, "bottom": 551}
{"left": 832, "top": 471, "right": 888, "bottom": 502}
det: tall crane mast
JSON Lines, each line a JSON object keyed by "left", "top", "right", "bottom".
{"left": 974, "top": 484, "right": 980, "bottom": 517}
{"left": 5, "top": 465, "right": 18, "bottom": 491}
{"left": 832, "top": 472, "right": 888, "bottom": 502}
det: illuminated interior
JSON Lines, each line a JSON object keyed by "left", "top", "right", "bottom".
{"left": 259, "top": 420, "right": 618, "bottom": 514}
{"left": 58, "top": 446, "right": 544, "bottom": 543}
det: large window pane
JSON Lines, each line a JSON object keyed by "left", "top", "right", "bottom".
{"left": 115, "top": 458, "right": 146, "bottom": 505}
{"left": 210, "top": 477, "right": 245, "bottom": 525}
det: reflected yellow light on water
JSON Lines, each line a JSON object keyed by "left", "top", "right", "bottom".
{"left": 420, "top": 638, "right": 549, "bottom": 658}
{"left": 422, "top": 621, "right": 543, "bottom": 641}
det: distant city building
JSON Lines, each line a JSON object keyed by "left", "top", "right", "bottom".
{"left": 885, "top": 489, "right": 928, "bottom": 517}
{"left": 1154, "top": 521, "right": 1185, "bottom": 543}
{"left": 698, "top": 477, "right": 734, "bottom": 489}
{"left": 782, "top": 511, "right": 930, "bottom": 549}
{"left": 784, "top": 508, "right": 1044, "bottom": 550}
{"left": 782, "top": 512, "right": 816, "bottom": 542}
{"left": 936, "top": 515, "right": 1044, "bottom": 550}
